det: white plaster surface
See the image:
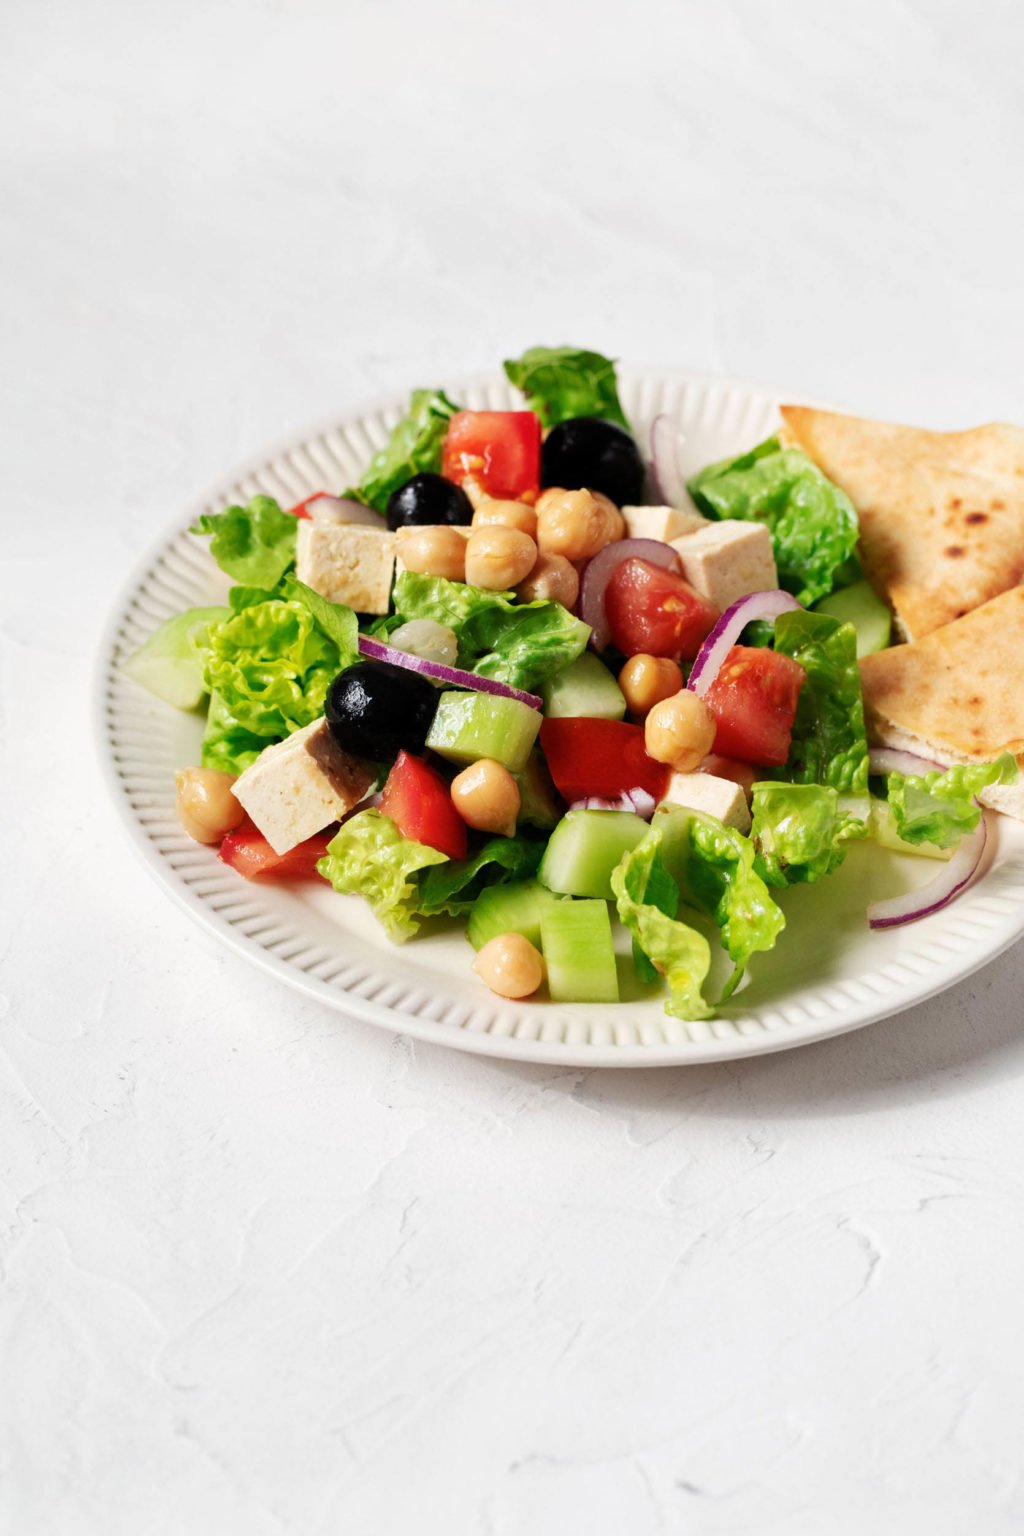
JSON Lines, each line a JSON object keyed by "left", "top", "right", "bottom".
{"left": 4, "top": 2, "right": 1024, "bottom": 1531}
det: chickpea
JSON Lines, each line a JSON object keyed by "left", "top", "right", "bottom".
{"left": 394, "top": 524, "right": 467, "bottom": 583}
{"left": 458, "top": 473, "right": 490, "bottom": 511}
{"left": 644, "top": 690, "right": 716, "bottom": 771}
{"left": 472, "top": 932, "right": 545, "bottom": 1000}
{"left": 535, "top": 487, "right": 622, "bottom": 561}
{"left": 515, "top": 552, "right": 580, "bottom": 608}
{"left": 590, "top": 491, "right": 626, "bottom": 543}
{"left": 465, "top": 526, "right": 537, "bottom": 590}
{"left": 472, "top": 497, "right": 538, "bottom": 538}
{"left": 450, "top": 759, "right": 521, "bottom": 837}
{"left": 175, "top": 767, "right": 244, "bottom": 844}
{"left": 618, "top": 654, "right": 684, "bottom": 720}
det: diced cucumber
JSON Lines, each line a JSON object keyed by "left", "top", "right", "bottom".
{"left": 467, "top": 880, "right": 563, "bottom": 951}
{"left": 515, "top": 750, "right": 561, "bottom": 831}
{"left": 869, "top": 799, "right": 953, "bottom": 861}
{"left": 426, "top": 691, "right": 542, "bottom": 772}
{"left": 815, "top": 580, "right": 891, "bottom": 657}
{"left": 541, "top": 651, "right": 626, "bottom": 721}
{"left": 538, "top": 809, "right": 647, "bottom": 899}
{"left": 541, "top": 899, "right": 619, "bottom": 1003}
{"left": 121, "top": 606, "right": 231, "bottom": 709}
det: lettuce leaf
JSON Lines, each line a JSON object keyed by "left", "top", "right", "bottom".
{"left": 191, "top": 496, "right": 298, "bottom": 588}
{"left": 199, "top": 690, "right": 270, "bottom": 775}
{"left": 284, "top": 577, "right": 360, "bottom": 663}
{"left": 611, "top": 836, "right": 712, "bottom": 1020}
{"left": 417, "top": 836, "right": 545, "bottom": 917}
{"left": 751, "top": 782, "right": 868, "bottom": 888}
{"left": 688, "top": 437, "right": 859, "bottom": 606}
{"left": 392, "top": 570, "right": 590, "bottom": 691}
{"left": 773, "top": 610, "right": 869, "bottom": 794}
{"left": 886, "top": 754, "right": 1017, "bottom": 849}
{"left": 503, "top": 346, "right": 629, "bottom": 429}
{"left": 317, "top": 810, "right": 447, "bottom": 941}
{"left": 348, "top": 389, "right": 460, "bottom": 512}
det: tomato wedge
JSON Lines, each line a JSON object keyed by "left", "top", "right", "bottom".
{"left": 604, "top": 558, "right": 719, "bottom": 661}
{"left": 219, "top": 820, "right": 334, "bottom": 879}
{"left": 442, "top": 411, "right": 542, "bottom": 501}
{"left": 703, "top": 647, "right": 805, "bottom": 767}
{"left": 539, "top": 718, "right": 668, "bottom": 803}
{"left": 379, "top": 750, "right": 467, "bottom": 859}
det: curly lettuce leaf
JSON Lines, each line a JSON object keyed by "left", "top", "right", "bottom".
{"left": 418, "top": 836, "right": 545, "bottom": 917}
{"left": 751, "top": 782, "right": 868, "bottom": 888}
{"left": 317, "top": 810, "right": 447, "bottom": 941}
{"left": 348, "top": 389, "right": 460, "bottom": 512}
{"left": 191, "top": 496, "right": 298, "bottom": 588}
{"left": 200, "top": 690, "right": 271, "bottom": 774}
{"left": 503, "top": 346, "right": 629, "bottom": 429}
{"left": 284, "top": 577, "right": 360, "bottom": 663}
{"left": 886, "top": 754, "right": 1017, "bottom": 849}
{"left": 688, "top": 437, "right": 858, "bottom": 606}
{"left": 611, "top": 836, "right": 712, "bottom": 1020}
{"left": 773, "top": 609, "right": 869, "bottom": 794}
{"left": 393, "top": 571, "right": 590, "bottom": 691}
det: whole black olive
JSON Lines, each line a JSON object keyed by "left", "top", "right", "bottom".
{"left": 386, "top": 472, "right": 474, "bottom": 531}
{"left": 541, "top": 417, "right": 644, "bottom": 506}
{"left": 325, "top": 661, "right": 438, "bottom": 762}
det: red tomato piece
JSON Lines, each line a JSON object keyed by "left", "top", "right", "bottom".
{"left": 219, "top": 819, "right": 334, "bottom": 879}
{"left": 379, "top": 750, "right": 467, "bottom": 860}
{"left": 703, "top": 647, "right": 805, "bottom": 767}
{"left": 604, "top": 559, "right": 719, "bottom": 661}
{"left": 539, "top": 718, "right": 668, "bottom": 804}
{"left": 287, "top": 491, "right": 330, "bottom": 519}
{"left": 442, "top": 411, "right": 542, "bottom": 501}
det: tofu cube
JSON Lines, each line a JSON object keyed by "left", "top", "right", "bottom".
{"left": 670, "top": 522, "right": 777, "bottom": 612}
{"left": 660, "top": 771, "right": 751, "bottom": 833}
{"left": 296, "top": 522, "right": 396, "bottom": 614}
{"left": 232, "top": 719, "right": 375, "bottom": 855}
{"left": 621, "top": 504, "right": 709, "bottom": 543}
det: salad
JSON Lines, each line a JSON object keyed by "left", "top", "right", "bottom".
{"left": 124, "top": 346, "right": 1017, "bottom": 1018}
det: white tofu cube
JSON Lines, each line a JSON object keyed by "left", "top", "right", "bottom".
{"left": 296, "top": 522, "right": 396, "bottom": 614}
{"left": 670, "top": 522, "right": 777, "bottom": 612}
{"left": 621, "top": 504, "right": 709, "bottom": 543}
{"left": 660, "top": 771, "right": 751, "bottom": 833}
{"left": 232, "top": 719, "right": 375, "bottom": 855}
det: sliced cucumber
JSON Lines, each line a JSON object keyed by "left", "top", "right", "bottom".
{"left": 815, "top": 580, "right": 891, "bottom": 657}
{"left": 541, "top": 652, "right": 626, "bottom": 721}
{"left": 121, "top": 606, "right": 230, "bottom": 709}
{"left": 538, "top": 809, "right": 647, "bottom": 900}
{"left": 425, "top": 691, "right": 542, "bottom": 772}
{"left": 540, "top": 899, "right": 619, "bottom": 1003}
{"left": 467, "top": 880, "right": 563, "bottom": 951}
{"left": 515, "top": 750, "right": 561, "bottom": 831}
{"left": 869, "top": 799, "right": 953, "bottom": 861}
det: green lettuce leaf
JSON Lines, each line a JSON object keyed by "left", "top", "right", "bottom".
{"left": 191, "top": 496, "right": 298, "bottom": 587}
{"left": 503, "top": 345, "right": 629, "bottom": 429}
{"left": 688, "top": 437, "right": 859, "bottom": 606}
{"left": 886, "top": 754, "right": 1017, "bottom": 849}
{"left": 348, "top": 389, "right": 460, "bottom": 512}
{"left": 121, "top": 606, "right": 230, "bottom": 710}
{"left": 317, "top": 810, "right": 447, "bottom": 941}
{"left": 611, "top": 836, "right": 712, "bottom": 1020}
{"left": 200, "top": 690, "right": 270, "bottom": 775}
{"left": 751, "top": 782, "right": 868, "bottom": 888}
{"left": 284, "top": 577, "right": 360, "bottom": 663}
{"left": 773, "top": 609, "right": 869, "bottom": 794}
{"left": 418, "top": 836, "right": 545, "bottom": 917}
{"left": 392, "top": 571, "right": 590, "bottom": 691}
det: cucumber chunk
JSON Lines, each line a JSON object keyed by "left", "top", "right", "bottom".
{"left": 815, "top": 580, "right": 891, "bottom": 657}
{"left": 541, "top": 899, "right": 619, "bottom": 1003}
{"left": 467, "top": 880, "right": 563, "bottom": 951}
{"left": 541, "top": 652, "right": 626, "bottom": 721}
{"left": 514, "top": 750, "right": 561, "bottom": 831}
{"left": 538, "top": 809, "right": 647, "bottom": 899}
{"left": 121, "top": 606, "right": 231, "bottom": 709}
{"left": 425, "top": 691, "right": 542, "bottom": 772}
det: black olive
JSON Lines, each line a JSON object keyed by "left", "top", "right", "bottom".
{"left": 541, "top": 417, "right": 644, "bottom": 506}
{"left": 325, "top": 660, "right": 438, "bottom": 762}
{"left": 386, "top": 472, "right": 474, "bottom": 531}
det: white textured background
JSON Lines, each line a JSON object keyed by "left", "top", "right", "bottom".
{"left": 4, "top": 2, "right": 1024, "bottom": 1531}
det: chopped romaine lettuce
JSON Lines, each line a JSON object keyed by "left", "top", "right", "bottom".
{"left": 885, "top": 754, "right": 1017, "bottom": 849}
{"left": 688, "top": 437, "right": 859, "bottom": 606}
{"left": 191, "top": 496, "right": 298, "bottom": 588}
{"left": 284, "top": 577, "right": 360, "bottom": 663}
{"left": 200, "top": 690, "right": 270, "bottom": 775}
{"left": 503, "top": 345, "right": 629, "bottom": 429}
{"left": 751, "top": 782, "right": 868, "bottom": 888}
{"left": 348, "top": 389, "right": 460, "bottom": 512}
{"left": 317, "top": 810, "right": 448, "bottom": 941}
{"left": 773, "top": 609, "right": 869, "bottom": 795}
{"left": 611, "top": 836, "right": 712, "bottom": 1020}
{"left": 418, "top": 836, "right": 545, "bottom": 917}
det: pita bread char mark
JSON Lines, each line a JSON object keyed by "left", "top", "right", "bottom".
{"left": 859, "top": 586, "right": 1024, "bottom": 820}
{"left": 780, "top": 406, "right": 1024, "bottom": 640}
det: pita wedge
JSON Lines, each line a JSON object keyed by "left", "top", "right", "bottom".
{"left": 859, "top": 586, "right": 1024, "bottom": 820}
{"left": 780, "top": 406, "right": 1024, "bottom": 640}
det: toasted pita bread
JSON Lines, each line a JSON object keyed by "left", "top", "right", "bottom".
{"left": 780, "top": 406, "right": 1024, "bottom": 640}
{"left": 859, "top": 586, "right": 1024, "bottom": 819}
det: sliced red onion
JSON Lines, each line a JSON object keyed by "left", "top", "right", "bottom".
{"left": 868, "top": 747, "right": 944, "bottom": 777}
{"left": 357, "top": 635, "right": 542, "bottom": 710}
{"left": 649, "top": 415, "right": 690, "bottom": 506}
{"left": 688, "top": 590, "right": 803, "bottom": 697}
{"left": 579, "top": 538, "right": 681, "bottom": 653}
{"left": 308, "top": 494, "right": 385, "bottom": 527}
{"left": 868, "top": 816, "right": 987, "bottom": 929}
{"left": 568, "top": 789, "right": 656, "bottom": 819}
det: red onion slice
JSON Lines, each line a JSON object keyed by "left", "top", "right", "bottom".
{"left": 649, "top": 415, "right": 689, "bottom": 506}
{"left": 357, "top": 635, "right": 542, "bottom": 710}
{"left": 868, "top": 747, "right": 944, "bottom": 777}
{"left": 579, "top": 538, "right": 681, "bottom": 653}
{"left": 567, "top": 789, "right": 657, "bottom": 820}
{"left": 308, "top": 494, "right": 384, "bottom": 527}
{"left": 868, "top": 816, "right": 987, "bottom": 929}
{"left": 688, "top": 590, "right": 803, "bottom": 697}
